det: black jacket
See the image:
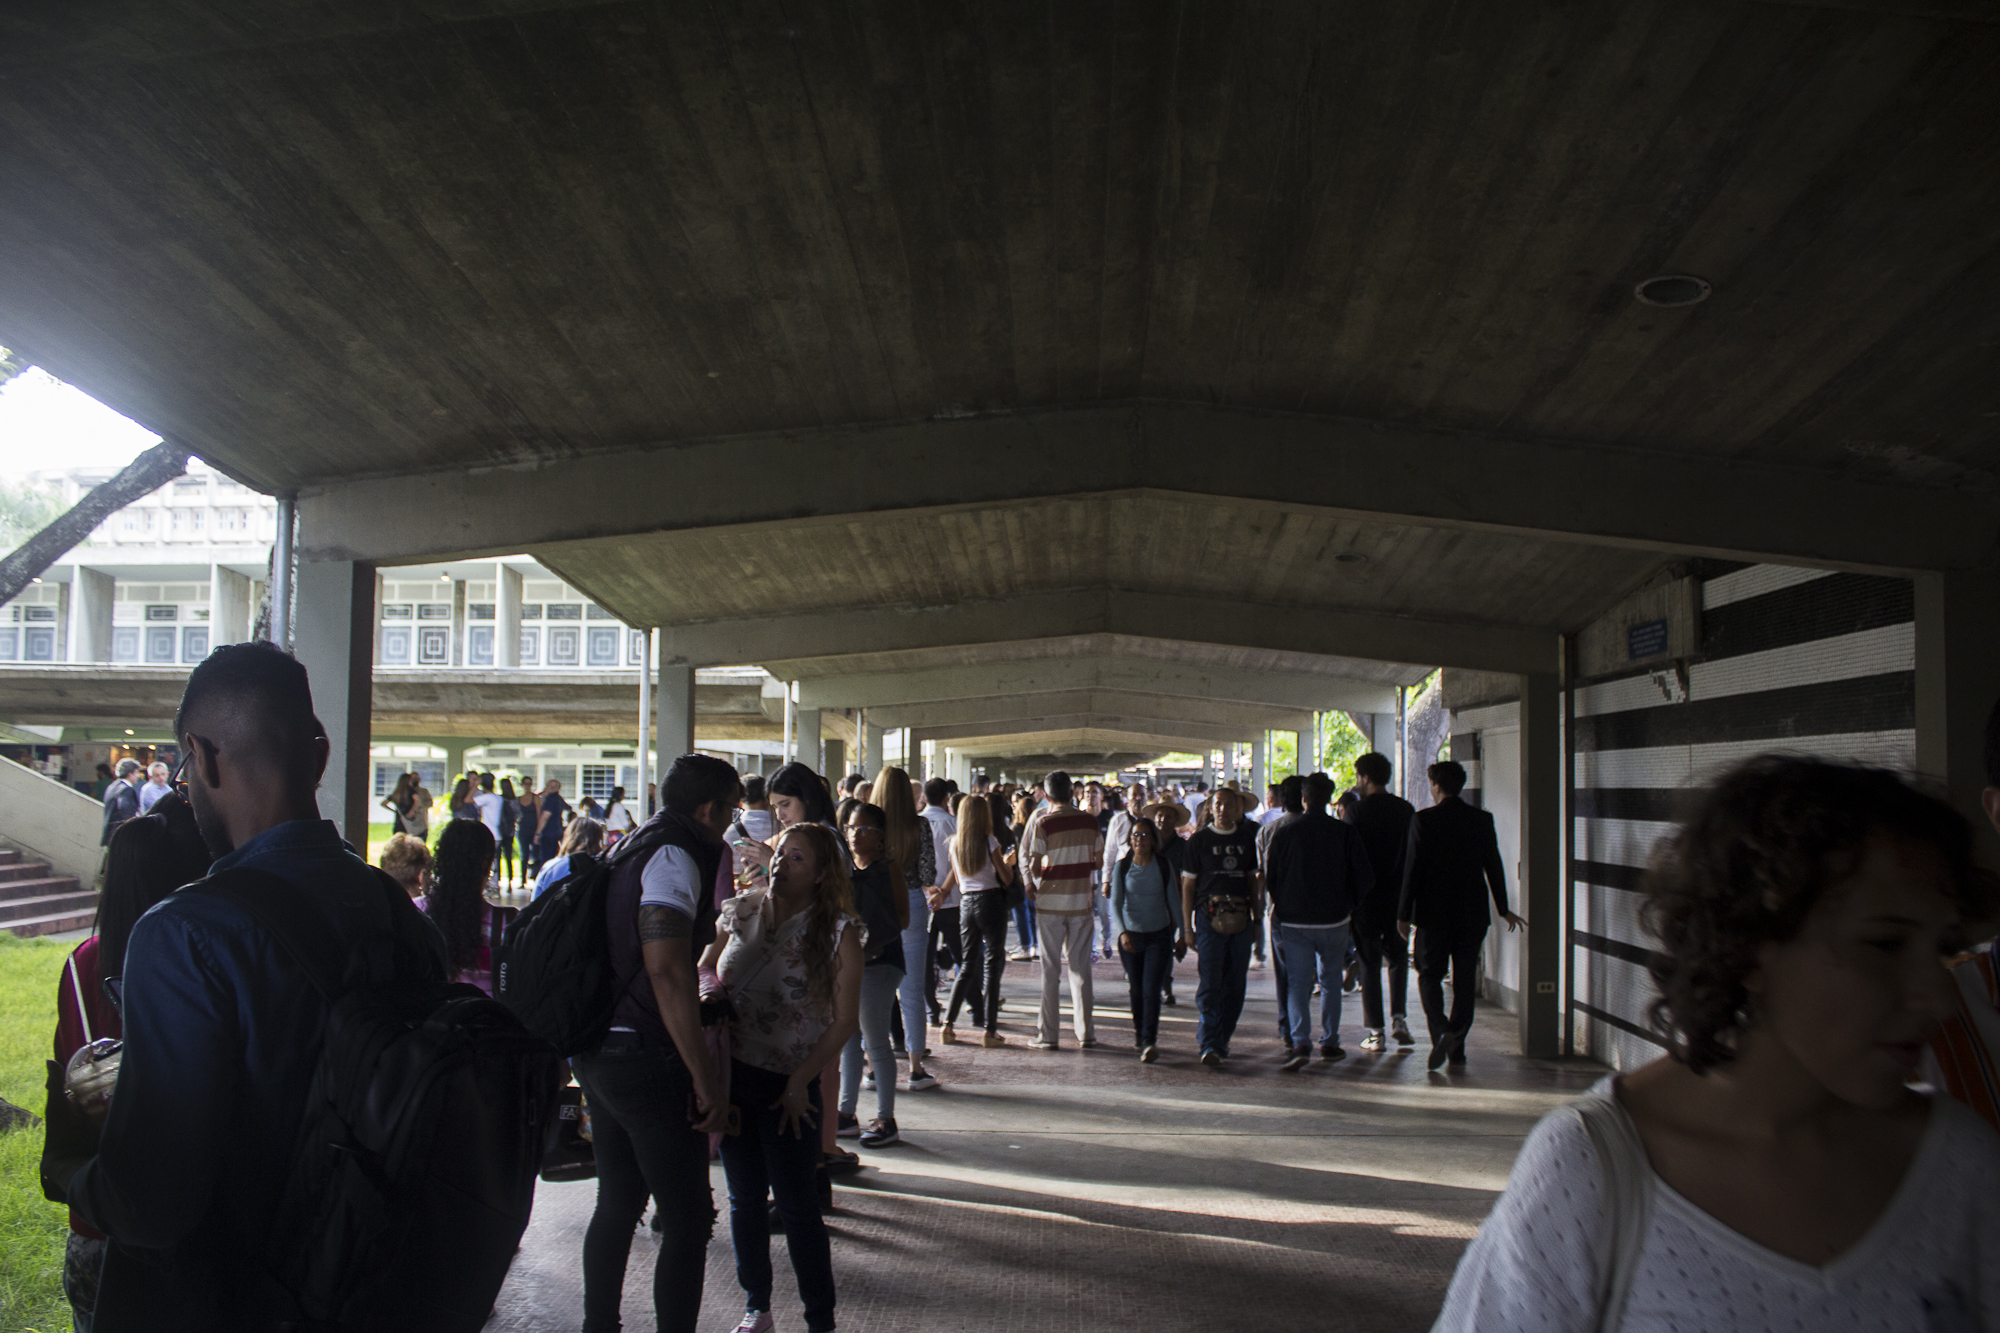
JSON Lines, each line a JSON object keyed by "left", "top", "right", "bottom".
{"left": 1397, "top": 796, "right": 1509, "bottom": 933}
{"left": 101, "top": 778, "right": 140, "bottom": 845}
{"left": 1350, "top": 790, "right": 1415, "bottom": 921}
{"left": 1264, "top": 810, "right": 1375, "bottom": 927}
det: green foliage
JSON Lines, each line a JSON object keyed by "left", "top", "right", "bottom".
{"left": 0, "top": 481, "right": 63, "bottom": 553}
{"left": 0, "top": 349, "right": 28, "bottom": 393}
{"left": 0, "top": 934, "right": 74, "bottom": 1332}
{"left": 1312, "top": 710, "right": 1375, "bottom": 787}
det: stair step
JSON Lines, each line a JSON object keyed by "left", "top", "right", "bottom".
{"left": 0, "top": 889, "right": 96, "bottom": 924}
{"left": 5, "top": 908, "right": 98, "bottom": 938}
{"left": 0, "top": 848, "right": 20, "bottom": 865}
{"left": 0, "top": 861, "right": 54, "bottom": 883}
{"left": 0, "top": 877, "right": 84, "bottom": 904}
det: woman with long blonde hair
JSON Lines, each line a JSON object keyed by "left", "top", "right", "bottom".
{"left": 703, "top": 821, "right": 860, "bottom": 1333}
{"left": 868, "top": 767, "right": 940, "bottom": 1090}
{"left": 941, "top": 792, "right": 1013, "bottom": 1046}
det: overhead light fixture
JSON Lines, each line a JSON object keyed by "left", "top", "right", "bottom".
{"left": 1634, "top": 275, "right": 1711, "bottom": 308}
{"left": 30, "top": 577, "right": 41, "bottom": 584}
{"left": 438, "top": 573, "right": 450, "bottom": 582}
{"left": 124, "top": 729, "right": 134, "bottom": 735}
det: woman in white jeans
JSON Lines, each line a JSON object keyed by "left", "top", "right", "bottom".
{"left": 836, "top": 803, "right": 909, "bottom": 1146}
{"left": 868, "top": 767, "right": 939, "bottom": 1090}
{"left": 1436, "top": 756, "right": 2000, "bottom": 1331}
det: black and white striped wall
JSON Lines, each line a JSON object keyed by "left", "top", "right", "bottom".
{"left": 1446, "top": 562, "right": 1916, "bottom": 1070}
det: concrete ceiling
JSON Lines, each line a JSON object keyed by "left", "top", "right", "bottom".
{"left": 7, "top": 0, "right": 1998, "bottom": 766}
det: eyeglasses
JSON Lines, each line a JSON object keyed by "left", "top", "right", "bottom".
{"left": 170, "top": 749, "right": 193, "bottom": 793}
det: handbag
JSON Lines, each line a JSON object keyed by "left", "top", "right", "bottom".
{"left": 1205, "top": 894, "right": 1252, "bottom": 935}
{"left": 539, "top": 1081, "right": 595, "bottom": 1182}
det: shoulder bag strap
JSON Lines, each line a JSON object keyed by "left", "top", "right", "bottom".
{"left": 65, "top": 955, "right": 94, "bottom": 1046}
{"left": 1570, "top": 1093, "right": 1654, "bottom": 1333}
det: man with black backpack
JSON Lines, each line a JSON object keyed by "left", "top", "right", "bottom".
{"left": 46, "top": 641, "right": 555, "bottom": 1332}
{"left": 565, "top": 752, "right": 739, "bottom": 1333}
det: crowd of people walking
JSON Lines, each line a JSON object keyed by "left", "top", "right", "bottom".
{"left": 57, "top": 638, "right": 2000, "bottom": 1333}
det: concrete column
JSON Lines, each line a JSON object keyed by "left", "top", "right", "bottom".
{"left": 1222, "top": 742, "right": 1237, "bottom": 785}
{"left": 449, "top": 578, "right": 466, "bottom": 667}
{"left": 783, "top": 686, "right": 796, "bottom": 763}
{"left": 823, "top": 737, "right": 846, "bottom": 779}
{"left": 497, "top": 562, "right": 523, "bottom": 668}
{"left": 636, "top": 628, "right": 653, "bottom": 822}
{"left": 444, "top": 743, "right": 468, "bottom": 787}
{"left": 1916, "top": 570, "right": 2000, "bottom": 867}
{"left": 1251, "top": 736, "right": 1266, "bottom": 795}
{"left": 292, "top": 559, "right": 376, "bottom": 848}
{"left": 1518, "top": 669, "right": 1563, "bottom": 1060}
{"left": 863, "top": 717, "right": 884, "bottom": 780}
{"left": 947, "top": 748, "right": 972, "bottom": 790}
{"left": 65, "top": 567, "right": 113, "bottom": 663}
{"left": 1370, "top": 713, "right": 1397, "bottom": 771}
{"left": 796, "top": 709, "right": 822, "bottom": 773}
{"left": 211, "top": 565, "right": 252, "bottom": 647}
{"left": 659, "top": 663, "right": 696, "bottom": 759}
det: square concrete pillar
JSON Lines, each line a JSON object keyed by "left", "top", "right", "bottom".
{"left": 497, "top": 563, "right": 523, "bottom": 668}
{"left": 293, "top": 559, "right": 376, "bottom": 848}
{"left": 1916, "top": 570, "right": 2000, "bottom": 867}
{"left": 66, "top": 567, "right": 114, "bottom": 663}
{"left": 210, "top": 565, "right": 252, "bottom": 647}
{"left": 823, "top": 737, "right": 847, "bottom": 780}
{"left": 863, "top": 718, "right": 884, "bottom": 780}
{"left": 450, "top": 578, "right": 466, "bottom": 667}
{"left": 1517, "top": 670, "right": 1562, "bottom": 1059}
{"left": 795, "top": 708, "right": 822, "bottom": 773}
{"left": 1222, "top": 743, "right": 1237, "bottom": 785}
{"left": 659, "top": 663, "right": 696, "bottom": 760}
{"left": 1250, "top": 737, "right": 1266, "bottom": 794}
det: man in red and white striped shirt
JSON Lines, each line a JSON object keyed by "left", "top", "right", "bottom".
{"left": 1024, "top": 771, "right": 1106, "bottom": 1049}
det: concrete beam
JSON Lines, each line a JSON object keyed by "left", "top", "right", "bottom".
{"left": 792, "top": 654, "right": 1400, "bottom": 714}
{"left": 659, "top": 589, "right": 1554, "bottom": 675}
{"left": 865, "top": 689, "right": 1313, "bottom": 734}
{"left": 914, "top": 721, "right": 1261, "bottom": 754}
{"left": 299, "top": 403, "right": 1998, "bottom": 575}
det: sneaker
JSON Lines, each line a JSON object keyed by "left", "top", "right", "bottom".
{"left": 1007, "top": 948, "right": 1031, "bottom": 961}
{"left": 735, "top": 1312, "right": 774, "bottom": 1333}
{"left": 859, "top": 1117, "right": 900, "bottom": 1148}
{"left": 1140, "top": 1045, "right": 1159, "bottom": 1063}
{"left": 907, "top": 1071, "right": 939, "bottom": 1091}
{"left": 862, "top": 1073, "right": 875, "bottom": 1091}
{"left": 836, "top": 1110, "right": 861, "bottom": 1138}
{"left": 1249, "top": 956, "right": 1265, "bottom": 970}
{"left": 1391, "top": 1015, "right": 1415, "bottom": 1047}
{"left": 1280, "top": 1047, "right": 1310, "bottom": 1071}
{"left": 1199, "top": 1049, "right": 1222, "bottom": 1068}
{"left": 1030, "top": 1040, "right": 1059, "bottom": 1051}
{"left": 982, "top": 1031, "right": 1007, "bottom": 1047}
{"left": 824, "top": 1147, "right": 861, "bottom": 1176}
{"left": 1342, "top": 961, "right": 1361, "bottom": 994}
{"left": 1360, "top": 1029, "right": 1385, "bottom": 1052}
{"left": 1080, "top": 1037, "right": 1098, "bottom": 1049}
{"left": 1162, "top": 991, "right": 1177, "bottom": 1007}
{"left": 1319, "top": 1045, "right": 1346, "bottom": 1062}
{"left": 940, "top": 1023, "right": 959, "bottom": 1045}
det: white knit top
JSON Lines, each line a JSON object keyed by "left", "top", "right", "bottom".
{"left": 1435, "top": 1090, "right": 2000, "bottom": 1332}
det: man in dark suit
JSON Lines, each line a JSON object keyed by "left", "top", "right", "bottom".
{"left": 1397, "top": 761, "right": 1524, "bottom": 1070}
{"left": 1349, "top": 752, "right": 1415, "bottom": 1052}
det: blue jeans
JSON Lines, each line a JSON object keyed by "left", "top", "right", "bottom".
{"left": 1012, "top": 900, "right": 1037, "bottom": 953}
{"left": 1118, "top": 927, "right": 1175, "bottom": 1047}
{"left": 720, "top": 1060, "right": 836, "bottom": 1332}
{"left": 1193, "top": 912, "right": 1254, "bottom": 1056}
{"left": 896, "top": 889, "right": 931, "bottom": 1059}
{"left": 839, "top": 962, "right": 902, "bottom": 1122}
{"left": 1276, "top": 921, "right": 1352, "bottom": 1051}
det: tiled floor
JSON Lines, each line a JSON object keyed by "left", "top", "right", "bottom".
{"left": 490, "top": 951, "right": 1607, "bottom": 1332}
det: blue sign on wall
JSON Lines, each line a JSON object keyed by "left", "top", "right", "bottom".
{"left": 1627, "top": 619, "right": 1670, "bottom": 660}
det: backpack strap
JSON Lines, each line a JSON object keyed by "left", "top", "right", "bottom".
{"left": 187, "top": 866, "right": 438, "bottom": 1001}
{"left": 1569, "top": 1087, "right": 1654, "bottom": 1333}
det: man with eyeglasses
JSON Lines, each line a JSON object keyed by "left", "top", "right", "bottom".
{"left": 99, "top": 758, "right": 143, "bottom": 844}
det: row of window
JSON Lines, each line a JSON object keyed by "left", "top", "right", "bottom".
{"left": 378, "top": 602, "right": 614, "bottom": 622}
{"left": 113, "top": 626, "right": 209, "bottom": 663}
{"left": 380, "top": 626, "right": 645, "bottom": 668}
{"left": 115, "top": 508, "right": 261, "bottom": 534}
{"left": 372, "top": 761, "right": 633, "bottom": 802}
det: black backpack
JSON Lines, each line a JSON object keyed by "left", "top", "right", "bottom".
{"left": 193, "top": 867, "right": 560, "bottom": 1333}
{"left": 495, "top": 822, "right": 669, "bottom": 1055}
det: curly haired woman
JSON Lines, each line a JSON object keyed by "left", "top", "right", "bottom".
{"left": 1436, "top": 755, "right": 2000, "bottom": 1331}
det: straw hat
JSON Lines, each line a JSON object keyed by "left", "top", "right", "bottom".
{"left": 1140, "top": 800, "right": 1190, "bottom": 831}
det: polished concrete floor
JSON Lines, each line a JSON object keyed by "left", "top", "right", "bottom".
{"left": 491, "top": 948, "right": 1607, "bottom": 1332}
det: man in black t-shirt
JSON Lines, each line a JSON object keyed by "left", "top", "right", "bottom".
{"left": 1178, "top": 789, "right": 1264, "bottom": 1065}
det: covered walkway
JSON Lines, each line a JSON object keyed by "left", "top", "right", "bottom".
{"left": 493, "top": 956, "right": 1603, "bottom": 1333}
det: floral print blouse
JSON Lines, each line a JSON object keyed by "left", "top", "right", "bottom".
{"left": 716, "top": 888, "right": 855, "bottom": 1077}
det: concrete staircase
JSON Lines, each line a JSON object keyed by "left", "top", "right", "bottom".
{"left": 0, "top": 846, "right": 97, "bottom": 937}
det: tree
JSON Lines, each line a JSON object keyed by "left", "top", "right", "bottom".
{"left": 0, "top": 478, "right": 65, "bottom": 550}
{"left": 0, "top": 441, "right": 191, "bottom": 607}
{"left": 0, "top": 347, "right": 28, "bottom": 392}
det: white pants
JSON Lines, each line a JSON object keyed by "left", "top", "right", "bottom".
{"left": 1036, "top": 912, "right": 1096, "bottom": 1045}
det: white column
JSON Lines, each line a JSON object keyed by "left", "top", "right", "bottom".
{"left": 1250, "top": 736, "right": 1266, "bottom": 794}
{"left": 783, "top": 684, "right": 797, "bottom": 763}
{"left": 636, "top": 628, "right": 653, "bottom": 821}
{"left": 863, "top": 714, "right": 884, "bottom": 780}
{"left": 497, "top": 562, "right": 523, "bottom": 668}
{"left": 796, "top": 708, "right": 822, "bottom": 773}
{"left": 659, "top": 663, "right": 696, "bottom": 759}
{"left": 211, "top": 565, "right": 252, "bottom": 647}
{"left": 292, "top": 559, "right": 375, "bottom": 847}
{"left": 65, "top": 566, "right": 113, "bottom": 663}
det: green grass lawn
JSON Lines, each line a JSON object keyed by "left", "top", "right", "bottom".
{"left": 0, "top": 934, "right": 75, "bottom": 1333}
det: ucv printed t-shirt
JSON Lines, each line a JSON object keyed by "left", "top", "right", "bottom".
{"left": 1186, "top": 823, "right": 1259, "bottom": 905}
